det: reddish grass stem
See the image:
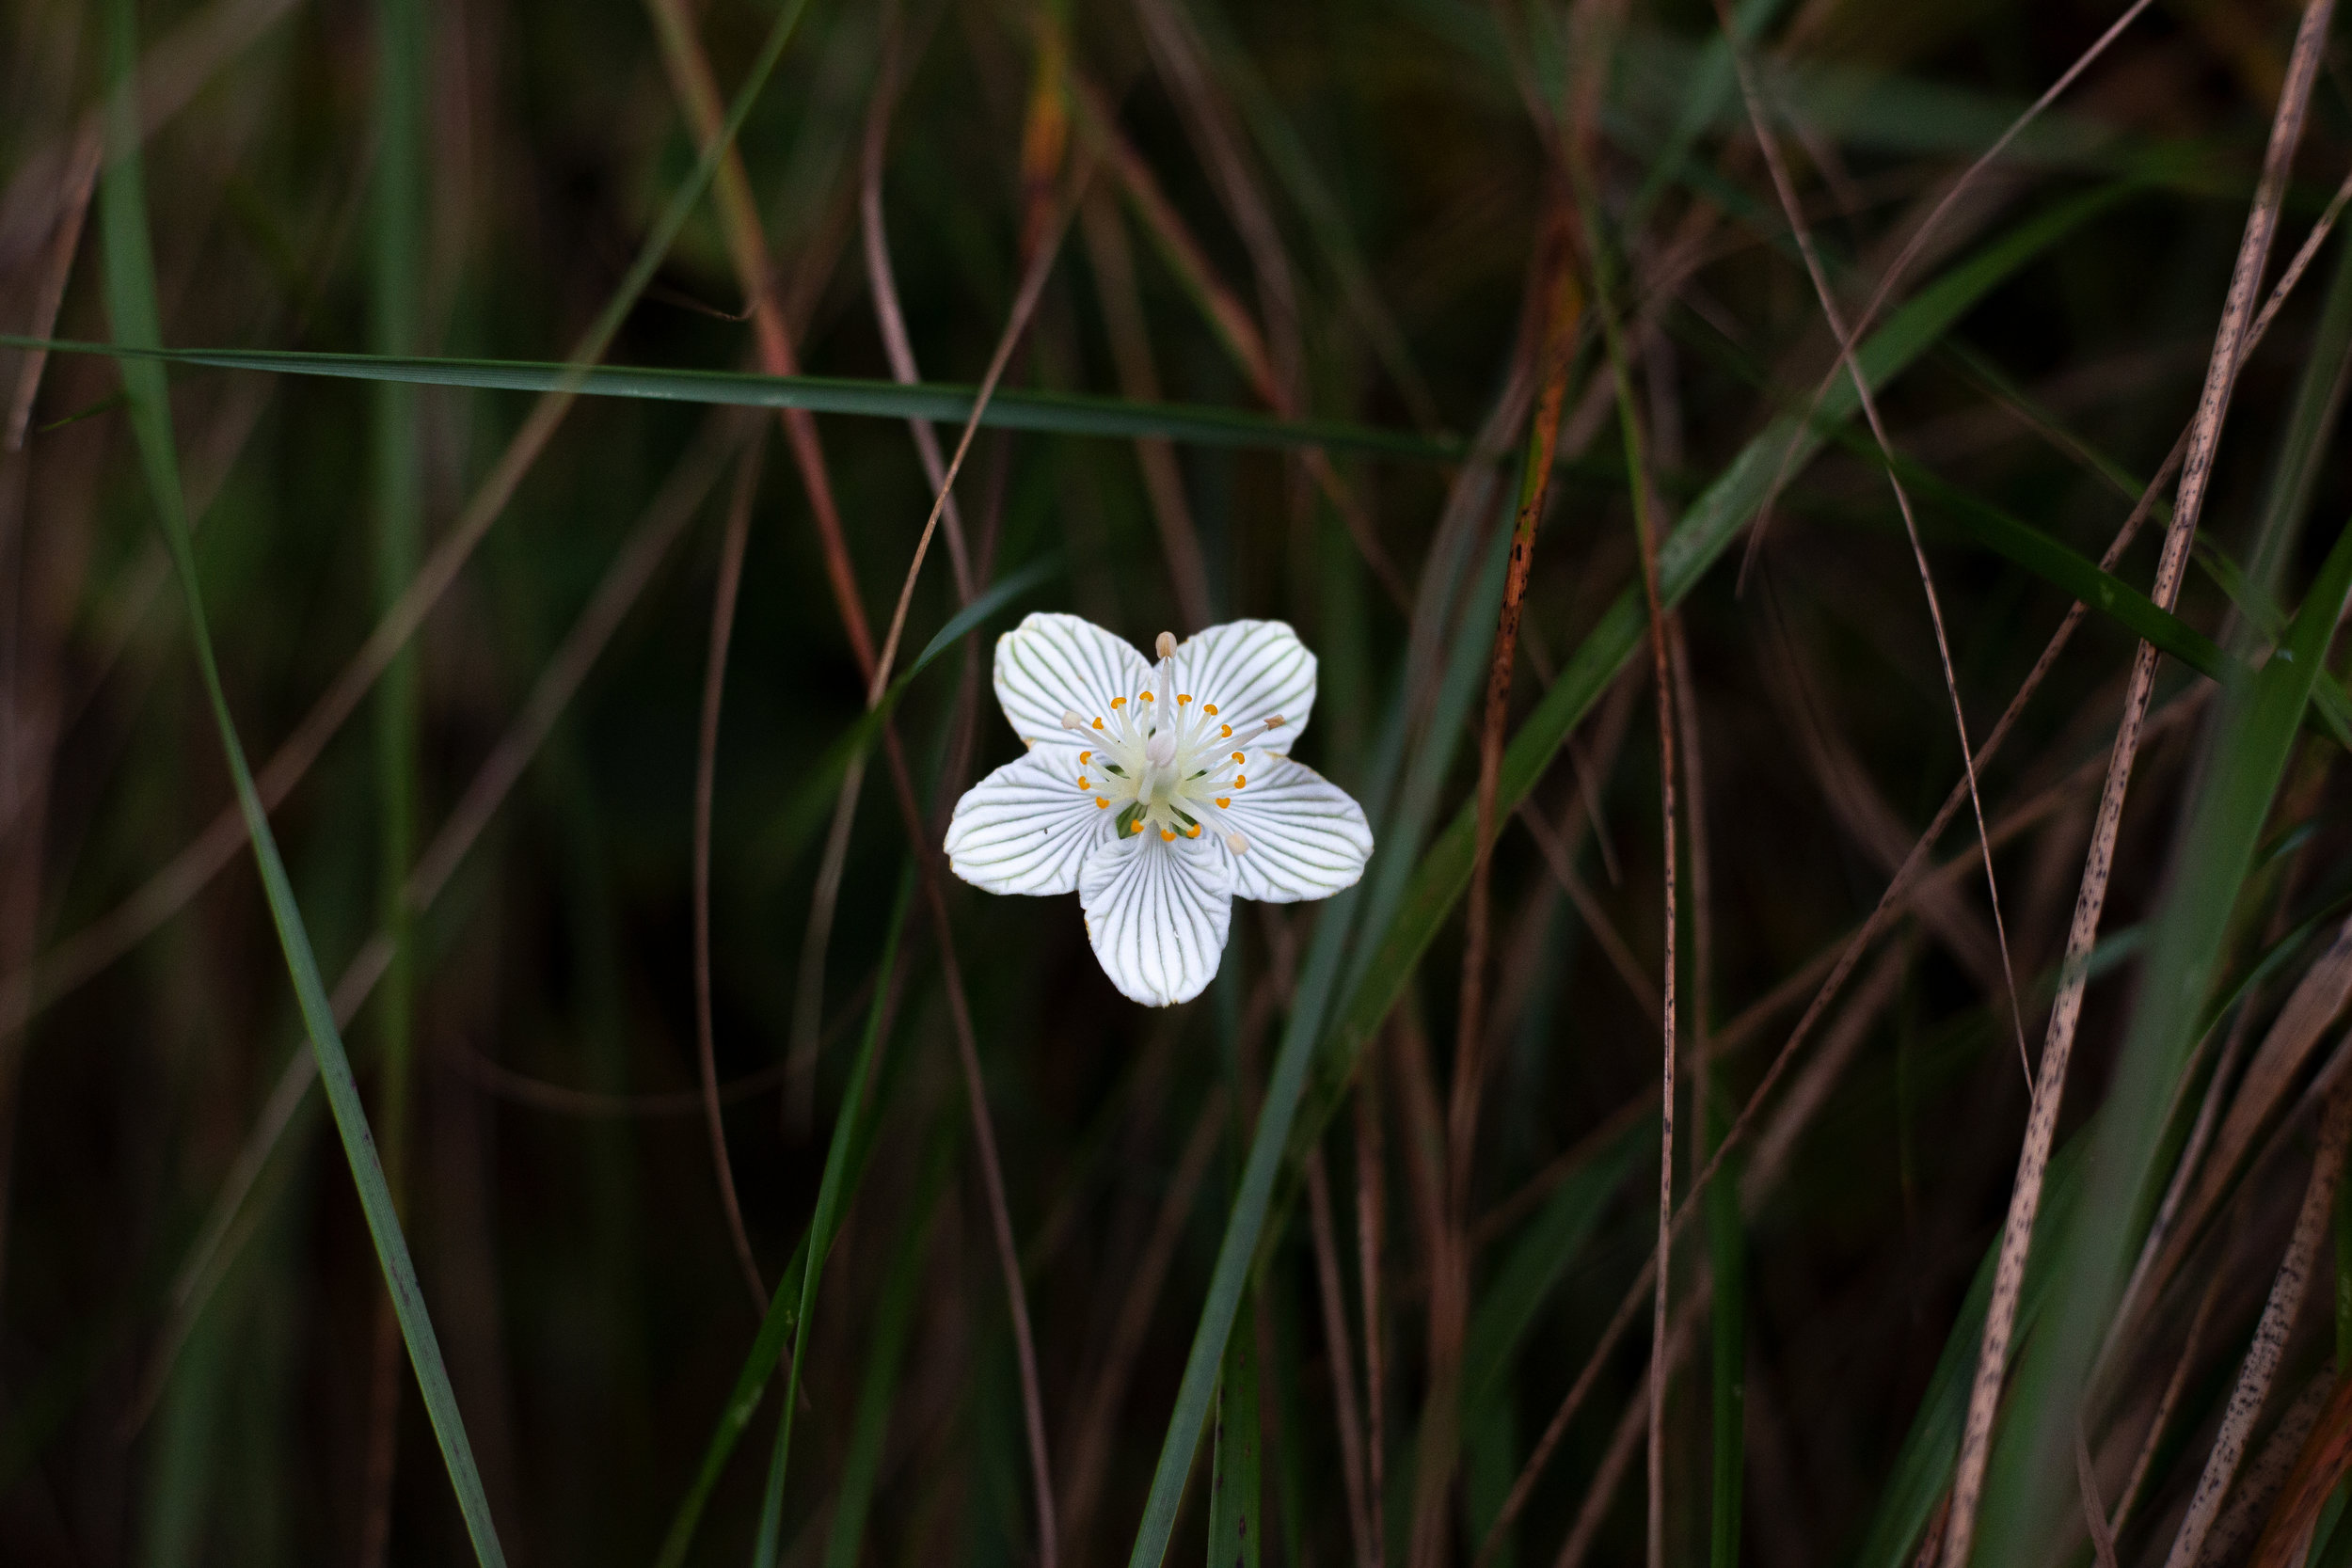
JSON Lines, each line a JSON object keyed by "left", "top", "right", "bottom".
{"left": 694, "top": 435, "right": 771, "bottom": 1314}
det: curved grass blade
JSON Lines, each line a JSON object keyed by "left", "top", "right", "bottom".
{"left": 0, "top": 337, "right": 1458, "bottom": 460}
{"left": 656, "top": 868, "right": 916, "bottom": 1568}
{"left": 98, "top": 1, "right": 505, "bottom": 1563}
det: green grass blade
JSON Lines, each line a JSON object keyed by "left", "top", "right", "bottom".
{"left": 0, "top": 337, "right": 1456, "bottom": 459}
{"left": 821, "top": 1132, "right": 951, "bottom": 1568}
{"left": 1207, "top": 1285, "right": 1263, "bottom": 1568}
{"left": 1707, "top": 1117, "right": 1746, "bottom": 1568}
{"left": 1977, "top": 512, "right": 2352, "bottom": 1560}
{"left": 656, "top": 869, "right": 917, "bottom": 1568}
{"left": 98, "top": 3, "right": 506, "bottom": 1564}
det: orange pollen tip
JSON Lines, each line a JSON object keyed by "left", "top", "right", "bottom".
{"left": 1160, "top": 827, "right": 1176, "bottom": 841}
{"left": 1096, "top": 797, "right": 1110, "bottom": 808}
{"left": 1232, "top": 752, "right": 1245, "bottom": 763}
{"left": 1216, "top": 797, "right": 1231, "bottom": 809}
{"left": 1079, "top": 750, "right": 1091, "bottom": 762}
{"left": 1140, "top": 690, "right": 1153, "bottom": 702}
{"left": 1187, "top": 824, "right": 1201, "bottom": 837}
{"left": 1220, "top": 724, "right": 1232, "bottom": 737}
{"left": 1234, "top": 775, "right": 1247, "bottom": 787}
{"left": 1111, "top": 697, "right": 1125, "bottom": 708}
{"left": 1177, "top": 694, "right": 1191, "bottom": 705}
{"left": 1092, "top": 717, "right": 1104, "bottom": 729}
{"left": 1077, "top": 777, "right": 1089, "bottom": 789}
{"left": 1203, "top": 704, "right": 1218, "bottom": 716}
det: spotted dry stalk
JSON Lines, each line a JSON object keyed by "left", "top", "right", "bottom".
{"left": 2166, "top": 1094, "right": 2352, "bottom": 1568}
{"left": 1941, "top": 5, "right": 2339, "bottom": 1559}
{"left": 1406, "top": 208, "right": 1580, "bottom": 1568}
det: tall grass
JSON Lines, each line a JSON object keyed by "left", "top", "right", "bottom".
{"left": 6, "top": 3, "right": 2352, "bottom": 1567}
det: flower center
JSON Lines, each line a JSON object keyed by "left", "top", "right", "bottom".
{"left": 1059, "top": 631, "right": 1284, "bottom": 854}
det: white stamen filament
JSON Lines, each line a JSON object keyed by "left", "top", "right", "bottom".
{"left": 1066, "top": 661, "right": 1280, "bottom": 844}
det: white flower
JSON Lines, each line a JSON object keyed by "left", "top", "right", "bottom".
{"left": 945, "top": 614, "right": 1374, "bottom": 1006}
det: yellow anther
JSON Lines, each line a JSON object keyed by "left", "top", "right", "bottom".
{"left": 1079, "top": 750, "right": 1091, "bottom": 763}
{"left": 1077, "top": 776, "right": 1089, "bottom": 789}
{"left": 1216, "top": 797, "right": 1231, "bottom": 809}
{"left": 1178, "top": 693, "right": 1191, "bottom": 705}
{"left": 1092, "top": 717, "right": 1104, "bottom": 730}
{"left": 1160, "top": 827, "right": 1176, "bottom": 842}
{"left": 1203, "top": 704, "right": 1218, "bottom": 716}
{"left": 1234, "top": 775, "right": 1247, "bottom": 788}
{"left": 1220, "top": 724, "right": 1232, "bottom": 737}
{"left": 1232, "top": 752, "right": 1245, "bottom": 763}
{"left": 1187, "top": 823, "right": 1201, "bottom": 837}
{"left": 1096, "top": 797, "right": 1110, "bottom": 808}
{"left": 1140, "top": 690, "right": 1154, "bottom": 702}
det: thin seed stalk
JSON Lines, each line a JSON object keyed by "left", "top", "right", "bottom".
{"left": 1408, "top": 209, "right": 1580, "bottom": 1568}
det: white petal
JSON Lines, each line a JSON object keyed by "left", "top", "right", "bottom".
{"left": 993, "top": 612, "right": 1152, "bottom": 756}
{"left": 1216, "top": 756, "right": 1373, "bottom": 903}
{"left": 945, "top": 752, "right": 1116, "bottom": 895}
{"left": 1079, "top": 828, "right": 1234, "bottom": 1006}
{"left": 1172, "top": 621, "right": 1316, "bottom": 753}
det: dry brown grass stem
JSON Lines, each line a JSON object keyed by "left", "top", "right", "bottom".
{"left": 1409, "top": 213, "right": 1581, "bottom": 1568}
{"left": 1307, "top": 1148, "right": 1377, "bottom": 1568}
{"left": 858, "top": 2, "right": 974, "bottom": 602}
{"left": 1713, "top": 0, "right": 2030, "bottom": 1090}
{"left": 1942, "top": 2, "right": 2338, "bottom": 1556}
{"left": 695, "top": 437, "right": 771, "bottom": 1314}
{"left": 2249, "top": 1372, "right": 2352, "bottom": 1568}
{"left": 1357, "top": 1068, "right": 1390, "bottom": 1568}
{"left": 4, "top": 126, "right": 100, "bottom": 451}
{"left": 1515, "top": 800, "right": 1662, "bottom": 1020}
{"left": 1738, "top": 0, "right": 2159, "bottom": 572}
{"left": 2110, "top": 1266, "right": 2225, "bottom": 1539}
{"left": 2147, "top": 918, "right": 2352, "bottom": 1295}
{"left": 2163, "top": 1085, "right": 2352, "bottom": 1568}
{"left": 1078, "top": 189, "right": 1214, "bottom": 629}
{"left": 1057, "top": 1088, "right": 1226, "bottom": 1561}
{"left": 121, "top": 416, "right": 740, "bottom": 1435}
{"left": 1069, "top": 73, "right": 1410, "bottom": 610}
{"left": 1552, "top": 1291, "right": 1708, "bottom": 1568}
{"left": 2075, "top": 1422, "right": 2122, "bottom": 1568}
{"left": 643, "top": 0, "right": 875, "bottom": 675}
{"left": 2105, "top": 991, "right": 2263, "bottom": 1381}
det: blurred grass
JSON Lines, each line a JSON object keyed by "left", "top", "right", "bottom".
{"left": 8, "top": 3, "right": 2352, "bottom": 1567}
